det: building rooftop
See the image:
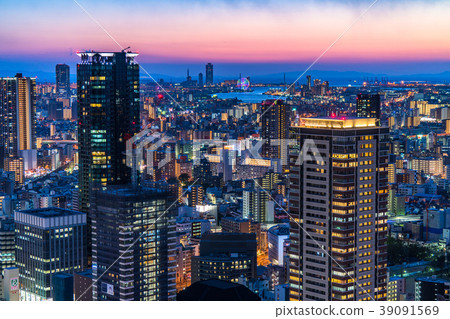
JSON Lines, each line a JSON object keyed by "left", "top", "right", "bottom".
{"left": 416, "top": 277, "right": 450, "bottom": 284}
{"left": 76, "top": 269, "right": 93, "bottom": 279}
{"left": 17, "top": 207, "right": 84, "bottom": 219}
{"left": 76, "top": 51, "right": 138, "bottom": 58}
{"left": 295, "top": 117, "right": 378, "bottom": 129}
{"left": 268, "top": 223, "right": 290, "bottom": 236}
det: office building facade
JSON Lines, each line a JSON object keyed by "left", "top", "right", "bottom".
{"left": 356, "top": 94, "right": 381, "bottom": 122}
{"left": 191, "top": 233, "right": 257, "bottom": 284}
{"left": 15, "top": 208, "right": 87, "bottom": 301}
{"left": 77, "top": 51, "right": 140, "bottom": 256}
{"left": 91, "top": 187, "right": 177, "bottom": 301}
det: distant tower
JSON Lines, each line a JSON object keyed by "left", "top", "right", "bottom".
{"left": 187, "top": 68, "right": 191, "bottom": 81}
{"left": 198, "top": 73, "right": 203, "bottom": 87}
{"left": 205, "top": 63, "right": 213, "bottom": 85}
{"left": 306, "top": 75, "right": 312, "bottom": 90}
{"left": 260, "top": 100, "right": 290, "bottom": 168}
{"left": 56, "top": 64, "right": 70, "bottom": 98}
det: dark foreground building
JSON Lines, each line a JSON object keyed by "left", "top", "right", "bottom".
{"left": 191, "top": 233, "right": 257, "bottom": 284}
{"left": 177, "top": 279, "right": 260, "bottom": 301}
{"left": 91, "top": 186, "right": 177, "bottom": 301}
{"left": 415, "top": 277, "right": 450, "bottom": 301}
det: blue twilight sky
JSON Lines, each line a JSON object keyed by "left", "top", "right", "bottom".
{"left": 1, "top": 0, "right": 450, "bottom": 81}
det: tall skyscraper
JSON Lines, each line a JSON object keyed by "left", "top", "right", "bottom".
{"left": 198, "top": 72, "right": 203, "bottom": 87}
{"left": 56, "top": 64, "right": 70, "bottom": 98}
{"left": 15, "top": 208, "right": 87, "bottom": 301}
{"left": 205, "top": 63, "right": 213, "bottom": 85}
{"left": 356, "top": 93, "right": 381, "bottom": 122}
{"left": 260, "top": 100, "right": 290, "bottom": 167}
{"left": 289, "top": 117, "right": 388, "bottom": 301}
{"left": 91, "top": 186, "right": 176, "bottom": 301}
{"left": 0, "top": 73, "right": 36, "bottom": 171}
{"left": 77, "top": 51, "right": 140, "bottom": 214}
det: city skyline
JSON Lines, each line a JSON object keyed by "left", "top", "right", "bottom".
{"left": 3, "top": 0, "right": 450, "bottom": 308}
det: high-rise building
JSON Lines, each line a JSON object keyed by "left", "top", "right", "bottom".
{"left": 191, "top": 233, "right": 257, "bottom": 284}
{"left": 260, "top": 100, "right": 290, "bottom": 168}
{"left": 15, "top": 208, "right": 87, "bottom": 301}
{"left": 243, "top": 188, "right": 273, "bottom": 223}
{"left": 356, "top": 93, "right": 381, "bottom": 122}
{"left": 0, "top": 73, "right": 36, "bottom": 171}
{"left": 56, "top": 64, "right": 70, "bottom": 98}
{"left": 77, "top": 52, "right": 140, "bottom": 229}
{"left": 91, "top": 186, "right": 177, "bottom": 301}
{"left": 198, "top": 72, "right": 203, "bottom": 87}
{"left": 205, "top": 63, "right": 213, "bottom": 85}
{"left": 289, "top": 117, "right": 389, "bottom": 301}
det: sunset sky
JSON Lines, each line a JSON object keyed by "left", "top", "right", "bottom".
{"left": 1, "top": 0, "right": 450, "bottom": 79}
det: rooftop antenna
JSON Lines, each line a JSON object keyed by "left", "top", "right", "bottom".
{"left": 122, "top": 46, "right": 131, "bottom": 52}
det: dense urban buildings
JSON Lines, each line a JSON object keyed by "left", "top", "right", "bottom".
{"left": 3, "top": 42, "right": 450, "bottom": 306}
{"left": 288, "top": 117, "right": 389, "bottom": 301}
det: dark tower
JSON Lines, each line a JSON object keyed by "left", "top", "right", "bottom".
{"left": 260, "top": 100, "right": 290, "bottom": 168}
{"left": 356, "top": 93, "right": 381, "bottom": 124}
{"left": 205, "top": 63, "right": 213, "bottom": 85}
{"left": 56, "top": 64, "right": 70, "bottom": 98}
{"left": 77, "top": 51, "right": 140, "bottom": 255}
{"left": 198, "top": 73, "right": 203, "bottom": 87}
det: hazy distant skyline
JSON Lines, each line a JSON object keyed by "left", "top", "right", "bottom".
{"left": 1, "top": 0, "right": 450, "bottom": 80}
